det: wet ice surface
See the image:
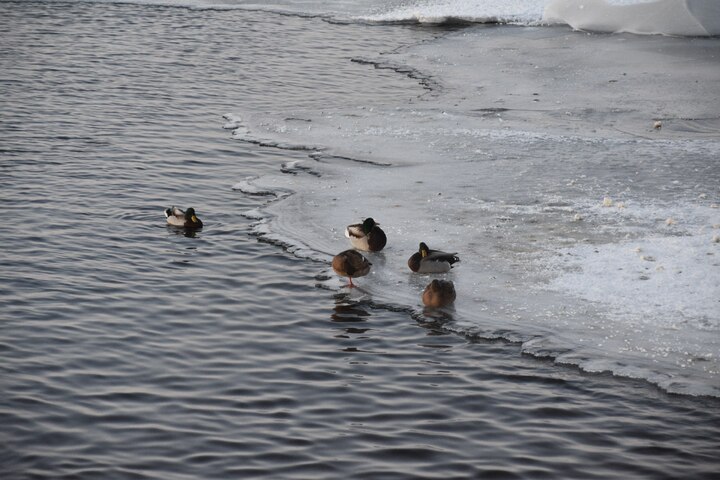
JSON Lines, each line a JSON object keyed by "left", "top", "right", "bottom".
{"left": 229, "top": 25, "right": 720, "bottom": 396}
{"left": 544, "top": 0, "right": 720, "bottom": 36}
{"left": 360, "top": 0, "right": 547, "bottom": 25}
{"left": 363, "top": 0, "right": 720, "bottom": 36}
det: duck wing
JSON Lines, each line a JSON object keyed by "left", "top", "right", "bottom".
{"left": 165, "top": 206, "right": 190, "bottom": 227}
{"left": 346, "top": 251, "right": 371, "bottom": 276}
{"left": 367, "top": 226, "right": 387, "bottom": 251}
{"left": 333, "top": 250, "right": 371, "bottom": 277}
{"left": 426, "top": 250, "right": 460, "bottom": 265}
{"left": 407, "top": 252, "right": 422, "bottom": 272}
{"left": 165, "top": 206, "right": 185, "bottom": 219}
{"left": 345, "top": 223, "right": 366, "bottom": 239}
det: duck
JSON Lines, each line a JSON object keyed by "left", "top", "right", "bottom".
{"left": 332, "top": 249, "right": 372, "bottom": 287}
{"left": 165, "top": 206, "right": 203, "bottom": 229}
{"left": 345, "top": 217, "right": 387, "bottom": 252}
{"left": 422, "top": 279, "right": 456, "bottom": 308}
{"left": 408, "top": 242, "right": 459, "bottom": 273}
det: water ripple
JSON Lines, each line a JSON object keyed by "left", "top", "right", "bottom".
{"left": 1, "top": 2, "right": 719, "bottom": 479}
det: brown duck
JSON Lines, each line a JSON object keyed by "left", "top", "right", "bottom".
{"left": 332, "top": 249, "right": 372, "bottom": 287}
{"left": 422, "top": 279, "right": 456, "bottom": 308}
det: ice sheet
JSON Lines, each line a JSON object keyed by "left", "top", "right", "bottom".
{"left": 227, "top": 25, "right": 720, "bottom": 396}
{"left": 364, "top": 0, "right": 720, "bottom": 36}
{"left": 229, "top": 108, "right": 720, "bottom": 396}
{"left": 544, "top": 0, "right": 720, "bottom": 36}
{"left": 360, "top": 0, "right": 547, "bottom": 25}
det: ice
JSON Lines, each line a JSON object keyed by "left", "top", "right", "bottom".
{"left": 228, "top": 24, "right": 720, "bottom": 396}
{"left": 360, "top": 0, "right": 547, "bottom": 25}
{"left": 363, "top": 0, "right": 720, "bottom": 36}
{"left": 544, "top": 0, "right": 720, "bottom": 36}
{"left": 231, "top": 177, "right": 279, "bottom": 196}
{"left": 230, "top": 104, "right": 720, "bottom": 395}
{"left": 547, "top": 224, "right": 720, "bottom": 325}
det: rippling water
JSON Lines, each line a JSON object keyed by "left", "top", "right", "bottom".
{"left": 2, "top": 2, "right": 720, "bottom": 478}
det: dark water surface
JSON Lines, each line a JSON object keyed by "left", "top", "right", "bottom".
{"left": 1, "top": 2, "right": 719, "bottom": 478}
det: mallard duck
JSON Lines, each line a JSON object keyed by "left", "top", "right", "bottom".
{"left": 332, "top": 249, "right": 372, "bottom": 287}
{"left": 165, "top": 206, "right": 203, "bottom": 229}
{"left": 345, "top": 217, "right": 387, "bottom": 252}
{"left": 422, "top": 279, "right": 456, "bottom": 308}
{"left": 408, "top": 242, "right": 459, "bottom": 273}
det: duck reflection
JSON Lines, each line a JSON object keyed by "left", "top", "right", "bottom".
{"left": 167, "top": 225, "right": 200, "bottom": 239}
{"left": 330, "top": 301, "right": 374, "bottom": 341}
{"left": 417, "top": 306, "right": 455, "bottom": 336}
{"left": 331, "top": 302, "right": 370, "bottom": 324}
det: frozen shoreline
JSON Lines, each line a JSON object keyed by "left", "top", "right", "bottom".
{"left": 228, "top": 25, "right": 720, "bottom": 396}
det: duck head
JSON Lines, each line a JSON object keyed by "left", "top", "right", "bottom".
{"left": 185, "top": 207, "right": 201, "bottom": 225}
{"left": 362, "top": 217, "right": 378, "bottom": 234}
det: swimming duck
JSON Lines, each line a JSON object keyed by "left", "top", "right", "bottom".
{"left": 332, "top": 249, "right": 372, "bottom": 287}
{"left": 345, "top": 217, "right": 387, "bottom": 252}
{"left": 408, "top": 242, "right": 459, "bottom": 273}
{"left": 165, "top": 206, "right": 203, "bottom": 229}
{"left": 422, "top": 279, "right": 456, "bottom": 308}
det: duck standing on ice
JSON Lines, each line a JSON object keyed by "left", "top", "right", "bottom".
{"left": 332, "top": 249, "right": 372, "bottom": 287}
{"left": 345, "top": 217, "right": 387, "bottom": 252}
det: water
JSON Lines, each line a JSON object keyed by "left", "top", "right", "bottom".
{"left": 2, "top": 1, "right": 720, "bottom": 478}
